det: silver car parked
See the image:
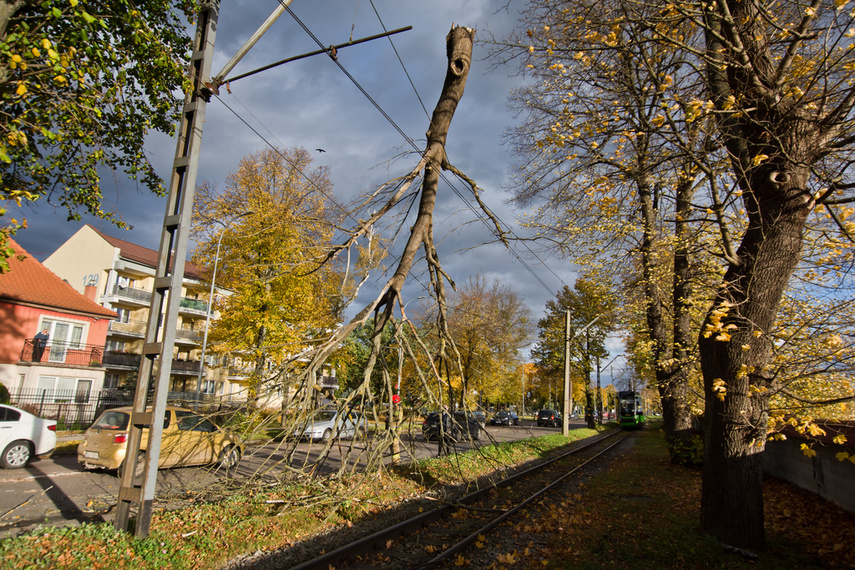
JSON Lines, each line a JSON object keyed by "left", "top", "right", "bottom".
{"left": 294, "top": 409, "right": 366, "bottom": 443}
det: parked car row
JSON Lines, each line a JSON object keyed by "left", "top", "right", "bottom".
{"left": 422, "top": 411, "right": 481, "bottom": 442}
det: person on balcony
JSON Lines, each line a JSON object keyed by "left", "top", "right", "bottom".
{"left": 32, "top": 328, "right": 49, "bottom": 362}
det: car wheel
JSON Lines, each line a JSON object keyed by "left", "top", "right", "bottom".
{"left": 1, "top": 440, "right": 33, "bottom": 469}
{"left": 119, "top": 451, "right": 146, "bottom": 481}
{"left": 218, "top": 445, "right": 241, "bottom": 469}
{"left": 321, "top": 429, "right": 333, "bottom": 443}
{"left": 472, "top": 427, "right": 481, "bottom": 441}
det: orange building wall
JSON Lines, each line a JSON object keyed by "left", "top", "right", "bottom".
{"left": 0, "top": 301, "right": 111, "bottom": 364}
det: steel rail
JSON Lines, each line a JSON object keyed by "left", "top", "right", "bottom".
{"left": 289, "top": 429, "right": 624, "bottom": 570}
{"left": 420, "top": 433, "right": 630, "bottom": 568}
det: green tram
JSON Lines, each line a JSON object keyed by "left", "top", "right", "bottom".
{"left": 618, "top": 390, "right": 645, "bottom": 429}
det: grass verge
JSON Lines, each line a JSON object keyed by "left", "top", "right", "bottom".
{"left": 0, "top": 428, "right": 603, "bottom": 569}
{"left": 532, "top": 426, "right": 855, "bottom": 569}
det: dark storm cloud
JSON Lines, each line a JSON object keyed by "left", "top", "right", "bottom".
{"left": 12, "top": 1, "right": 580, "bottom": 346}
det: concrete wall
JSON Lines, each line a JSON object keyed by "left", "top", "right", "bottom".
{"left": 764, "top": 438, "right": 855, "bottom": 512}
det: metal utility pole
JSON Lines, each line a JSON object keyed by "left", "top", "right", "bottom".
{"left": 115, "top": 0, "right": 294, "bottom": 537}
{"left": 563, "top": 313, "right": 600, "bottom": 436}
{"left": 115, "top": 0, "right": 220, "bottom": 537}
{"left": 562, "top": 311, "right": 571, "bottom": 436}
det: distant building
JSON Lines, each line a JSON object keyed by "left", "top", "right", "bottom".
{"left": 43, "top": 224, "right": 246, "bottom": 400}
{"left": 0, "top": 238, "right": 116, "bottom": 400}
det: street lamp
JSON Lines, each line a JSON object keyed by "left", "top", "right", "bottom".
{"left": 195, "top": 211, "right": 252, "bottom": 401}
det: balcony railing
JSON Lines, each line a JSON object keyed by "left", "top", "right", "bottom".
{"left": 103, "top": 351, "right": 141, "bottom": 368}
{"left": 111, "top": 284, "right": 151, "bottom": 304}
{"left": 318, "top": 375, "right": 339, "bottom": 390}
{"left": 171, "top": 359, "right": 202, "bottom": 375}
{"left": 175, "top": 328, "right": 202, "bottom": 344}
{"left": 102, "top": 351, "right": 202, "bottom": 376}
{"left": 21, "top": 339, "right": 105, "bottom": 367}
{"left": 107, "top": 319, "right": 147, "bottom": 337}
{"left": 179, "top": 297, "right": 208, "bottom": 315}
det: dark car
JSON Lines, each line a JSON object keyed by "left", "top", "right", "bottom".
{"left": 470, "top": 410, "right": 487, "bottom": 429}
{"left": 422, "top": 411, "right": 481, "bottom": 442}
{"left": 537, "top": 409, "right": 562, "bottom": 428}
{"left": 490, "top": 411, "right": 519, "bottom": 426}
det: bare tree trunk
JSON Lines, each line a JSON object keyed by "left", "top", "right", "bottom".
{"left": 663, "top": 175, "right": 695, "bottom": 447}
{"left": 699, "top": 0, "right": 818, "bottom": 546}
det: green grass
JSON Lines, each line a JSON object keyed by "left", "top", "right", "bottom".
{"left": 535, "top": 426, "right": 842, "bottom": 569}
{"left": 9, "top": 425, "right": 850, "bottom": 569}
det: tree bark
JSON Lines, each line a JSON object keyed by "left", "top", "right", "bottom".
{"left": 700, "top": 0, "right": 817, "bottom": 545}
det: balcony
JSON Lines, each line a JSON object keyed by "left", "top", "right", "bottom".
{"left": 107, "top": 319, "right": 147, "bottom": 338}
{"left": 109, "top": 284, "right": 152, "bottom": 307}
{"left": 318, "top": 375, "right": 339, "bottom": 390}
{"left": 21, "top": 339, "right": 105, "bottom": 367}
{"left": 102, "top": 351, "right": 201, "bottom": 377}
{"left": 103, "top": 351, "right": 141, "bottom": 370}
{"left": 227, "top": 365, "right": 255, "bottom": 381}
{"left": 175, "top": 328, "right": 202, "bottom": 346}
{"left": 171, "top": 359, "right": 202, "bottom": 376}
{"left": 178, "top": 297, "right": 208, "bottom": 318}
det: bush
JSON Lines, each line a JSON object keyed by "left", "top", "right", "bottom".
{"left": 0, "top": 383, "right": 10, "bottom": 404}
{"left": 666, "top": 431, "right": 704, "bottom": 466}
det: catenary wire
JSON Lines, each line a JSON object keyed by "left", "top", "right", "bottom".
{"left": 278, "top": 1, "right": 568, "bottom": 296}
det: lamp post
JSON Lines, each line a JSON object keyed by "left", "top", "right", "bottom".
{"left": 195, "top": 212, "right": 252, "bottom": 401}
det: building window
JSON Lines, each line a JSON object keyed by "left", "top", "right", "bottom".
{"left": 115, "top": 307, "right": 131, "bottom": 324}
{"left": 106, "top": 340, "right": 125, "bottom": 352}
{"left": 104, "top": 373, "right": 120, "bottom": 390}
{"left": 35, "top": 376, "right": 92, "bottom": 402}
{"left": 201, "top": 380, "right": 217, "bottom": 395}
{"left": 39, "top": 318, "right": 87, "bottom": 363}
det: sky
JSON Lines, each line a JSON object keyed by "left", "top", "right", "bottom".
{"left": 10, "top": 0, "right": 625, "bottom": 372}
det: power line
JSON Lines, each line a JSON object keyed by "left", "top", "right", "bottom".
{"left": 269, "top": 1, "right": 570, "bottom": 298}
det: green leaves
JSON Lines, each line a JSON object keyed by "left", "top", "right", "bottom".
{"left": 0, "top": 0, "right": 195, "bottom": 246}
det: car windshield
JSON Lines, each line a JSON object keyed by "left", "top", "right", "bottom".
{"left": 496, "top": 412, "right": 509, "bottom": 417}
{"left": 312, "top": 411, "right": 337, "bottom": 422}
{"left": 92, "top": 411, "right": 129, "bottom": 430}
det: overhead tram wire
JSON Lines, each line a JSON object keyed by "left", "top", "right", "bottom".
{"left": 213, "top": 93, "right": 438, "bottom": 299}
{"left": 278, "top": 2, "right": 568, "bottom": 297}
{"left": 364, "top": 2, "right": 571, "bottom": 295}
{"left": 368, "top": 0, "right": 431, "bottom": 121}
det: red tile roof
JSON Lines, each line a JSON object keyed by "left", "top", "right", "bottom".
{"left": 88, "top": 225, "right": 206, "bottom": 281}
{"left": 0, "top": 238, "right": 117, "bottom": 318}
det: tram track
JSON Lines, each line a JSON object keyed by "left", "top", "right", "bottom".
{"left": 285, "top": 429, "right": 631, "bottom": 569}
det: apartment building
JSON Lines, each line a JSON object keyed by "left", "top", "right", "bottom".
{"left": 0, "top": 238, "right": 116, "bottom": 402}
{"left": 43, "top": 224, "right": 246, "bottom": 400}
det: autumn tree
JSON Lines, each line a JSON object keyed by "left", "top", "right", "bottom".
{"left": 500, "top": 0, "right": 855, "bottom": 548}
{"left": 532, "top": 278, "right": 617, "bottom": 428}
{"left": 434, "top": 275, "right": 533, "bottom": 409}
{"left": 491, "top": 0, "right": 729, "bottom": 453}
{"left": 191, "top": 147, "right": 343, "bottom": 397}
{"left": 0, "top": 0, "right": 197, "bottom": 266}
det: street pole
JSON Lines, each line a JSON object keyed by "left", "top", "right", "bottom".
{"left": 563, "top": 310, "right": 571, "bottom": 436}
{"left": 115, "top": 1, "right": 220, "bottom": 537}
{"left": 563, "top": 313, "right": 601, "bottom": 436}
{"left": 195, "top": 212, "right": 251, "bottom": 402}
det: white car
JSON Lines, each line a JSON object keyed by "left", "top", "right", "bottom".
{"left": 294, "top": 409, "right": 366, "bottom": 443}
{"left": 0, "top": 404, "right": 57, "bottom": 469}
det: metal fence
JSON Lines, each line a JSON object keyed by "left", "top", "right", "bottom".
{"left": 9, "top": 388, "right": 135, "bottom": 430}
{"left": 7, "top": 388, "right": 244, "bottom": 430}
{"left": 21, "top": 339, "right": 105, "bottom": 367}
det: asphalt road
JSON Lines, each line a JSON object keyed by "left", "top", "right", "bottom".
{"left": 0, "top": 420, "right": 587, "bottom": 538}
